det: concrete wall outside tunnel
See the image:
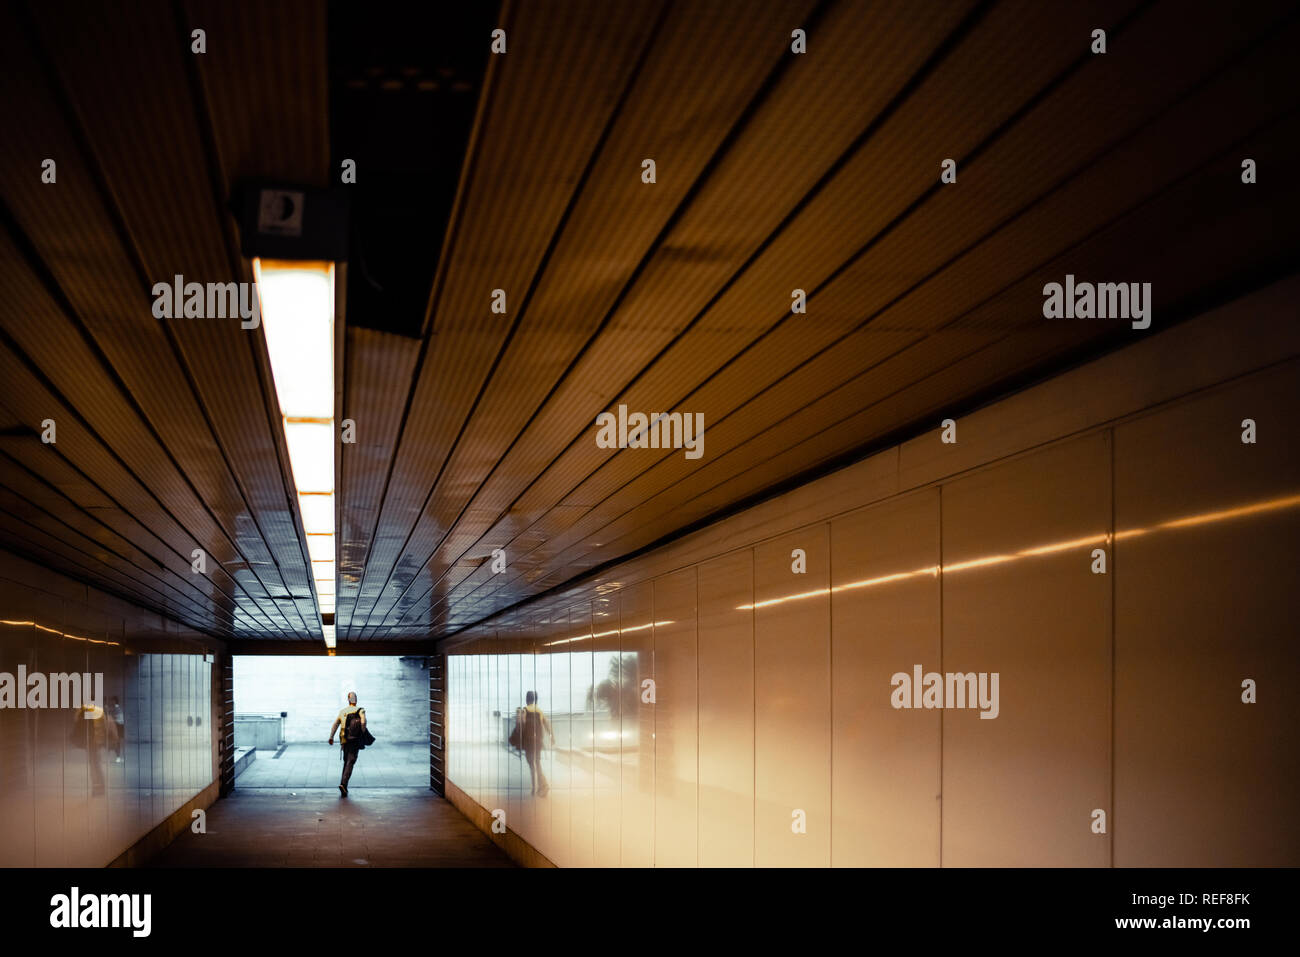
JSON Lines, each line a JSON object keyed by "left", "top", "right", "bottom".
{"left": 234, "top": 655, "right": 430, "bottom": 743}
{"left": 445, "top": 279, "right": 1300, "bottom": 867}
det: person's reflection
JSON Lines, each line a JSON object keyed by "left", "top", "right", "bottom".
{"left": 521, "top": 691, "right": 554, "bottom": 797}
{"left": 74, "top": 702, "right": 115, "bottom": 797}
{"left": 108, "top": 696, "right": 125, "bottom": 764}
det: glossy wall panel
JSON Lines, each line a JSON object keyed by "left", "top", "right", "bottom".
{"left": 619, "top": 581, "right": 654, "bottom": 867}
{"left": 592, "top": 594, "right": 621, "bottom": 867}
{"left": 941, "top": 434, "right": 1112, "bottom": 866}
{"left": 1114, "top": 364, "right": 1300, "bottom": 865}
{"left": 652, "top": 569, "right": 698, "bottom": 867}
{"left": 568, "top": 603, "right": 596, "bottom": 868}
{"left": 754, "top": 527, "right": 831, "bottom": 867}
{"left": 830, "top": 489, "right": 941, "bottom": 866}
{"left": 445, "top": 351, "right": 1299, "bottom": 867}
{"left": 696, "top": 551, "right": 754, "bottom": 867}
{"left": 0, "top": 552, "right": 217, "bottom": 867}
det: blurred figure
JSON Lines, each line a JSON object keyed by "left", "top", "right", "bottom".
{"left": 109, "top": 696, "right": 125, "bottom": 763}
{"left": 72, "top": 702, "right": 113, "bottom": 796}
{"left": 327, "top": 691, "right": 367, "bottom": 797}
{"left": 521, "top": 690, "right": 554, "bottom": 797}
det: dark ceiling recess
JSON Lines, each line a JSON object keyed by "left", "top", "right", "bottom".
{"left": 329, "top": 1, "right": 499, "bottom": 339}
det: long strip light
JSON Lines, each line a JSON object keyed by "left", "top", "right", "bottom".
{"left": 254, "top": 259, "right": 337, "bottom": 641}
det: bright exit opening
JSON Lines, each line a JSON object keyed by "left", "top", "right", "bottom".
{"left": 232, "top": 656, "right": 430, "bottom": 789}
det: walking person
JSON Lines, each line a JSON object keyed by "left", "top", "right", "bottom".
{"left": 109, "top": 696, "right": 125, "bottom": 763}
{"left": 327, "top": 691, "right": 367, "bottom": 797}
{"left": 521, "top": 691, "right": 554, "bottom": 797}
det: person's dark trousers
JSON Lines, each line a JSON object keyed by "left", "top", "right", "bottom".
{"left": 340, "top": 743, "right": 361, "bottom": 791}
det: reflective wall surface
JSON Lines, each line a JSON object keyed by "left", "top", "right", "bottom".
{"left": 448, "top": 358, "right": 1300, "bottom": 867}
{"left": 0, "top": 552, "right": 216, "bottom": 866}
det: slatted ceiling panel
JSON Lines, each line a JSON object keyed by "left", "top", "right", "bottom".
{"left": 414, "top": 4, "right": 1300, "bottom": 629}
{"left": 361, "top": 5, "right": 930, "bottom": 634}
{"left": 337, "top": 328, "right": 421, "bottom": 634}
{"left": 353, "top": 0, "right": 820, "bottom": 638}
{"left": 0, "top": 453, "right": 220, "bottom": 614}
{"left": 189, "top": 0, "right": 331, "bottom": 637}
{"left": 0, "top": 1, "right": 1291, "bottom": 643}
{"left": 22, "top": 0, "right": 319, "bottom": 635}
{"left": 183, "top": 0, "right": 330, "bottom": 188}
{"left": 390, "top": 7, "right": 1112, "bottom": 631}
{"left": 362, "top": 0, "right": 978, "bottom": 635}
{"left": 515, "top": 130, "right": 1300, "bottom": 595}
{"left": 342, "top": 0, "right": 667, "bottom": 638}
{"left": 0, "top": 308, "right": 277, "bottom": 638}
{"left": 338, "top": 3, "right": 660, "bottom": 639}
{"left": 2, "top": 446, "right": 115, "bottom": 512}
{"left": 0, "top": 436, "right": 266, "bottom": 639}
{"left": 0, "top": 10, "right": 282, "bottom": 638}
{"left": 0, "top": 489, "right": 216, "bottom": 629}
{"left": 0, "top": 194, "right": 290, "bottom": 634}
{"left": 383, "top": 0, "right": 1138, "bottom": 630}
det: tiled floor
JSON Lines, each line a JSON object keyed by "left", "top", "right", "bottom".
{"left": 150, "top": 787, "right": 513, "bottom": 867}
{"left": 235, "top": 741, "right": 427, "bottom": 788}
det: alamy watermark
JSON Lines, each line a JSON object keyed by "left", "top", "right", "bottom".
{"left": 151, "top": 275, "right": 260, "bottom": 329}
{"left": 890, "top": 665, "right": 999, "bottom": 719}
{"left": 594, "top": 404, "right": 704, "bottom": 460}
{"left": 1042, "top": 274, "right": 1151, "bottom": 330}
{"left": 0, "top": 666, "right": 103, "bottom": 713}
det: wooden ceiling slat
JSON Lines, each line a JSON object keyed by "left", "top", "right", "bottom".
{"left": 442, "top": 115, "right": 1300, "bottom": 627}
{"left": 0, "top": 453, "right": 247, "bottom": 630}
{"left": 183, "top": 0, "right": 330, "bottom": 189}
{"left": 355, "top": 0, "right": 826, "bottom": 636}
{"left": 9, "top": 0, "right": 331, "bottom": 635}
{"left": 337, "top": 328, "right": 421, "bottom": 634}
{"left": 0, "top": 490, "right": 220, "bottom": 630}
{"left": 0, "top": 341, "right": 276, "bottom": 637}
{"left": 1, "top": 0, "right": 1293, "bottom": 643}
{"left": 427, "top": 63, "right": 1300, "bottom": 626}
{"left": 342, "top": 0, "right": 668, "bottom": 636}
{"left": 374, "top": 0, "right": 1138, "bottom": 631}
{"left": 0, "top": 229, "right": 290, "bottom": 633}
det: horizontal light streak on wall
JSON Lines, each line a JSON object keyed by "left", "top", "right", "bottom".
{"left": 736, "top": 490, "right": 1300, "bottom": 611}
{"left": 1156, "top": 492, "right": 1300, "bottom": 530}
{"left": 542, "top": 620, "right": 675, "bottom": 647}
{"left": 0, "top": 619, "right": 121, "bottom": 646}
{"left": 256, "top": 259, "right": 335, "bottom": 642}
{"left": 1016, "top": 533, "right": 1109, "bottom": 557}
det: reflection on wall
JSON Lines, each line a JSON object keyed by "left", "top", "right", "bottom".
{"left": 447, "top": 359, "right": 1300, "bottom": 867}
{"left": 0, "top": 556, "right": 215, "bottom": 867}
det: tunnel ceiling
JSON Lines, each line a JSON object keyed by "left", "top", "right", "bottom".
{"left": 0, "top": 0, "right": 1296, "bottom": 642}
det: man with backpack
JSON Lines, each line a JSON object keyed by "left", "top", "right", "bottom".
{"left": 520, "top": 691, "right": 554, "bottom": 797}
{"left": 327, "top": 691, "right": 368, "bottom": 797}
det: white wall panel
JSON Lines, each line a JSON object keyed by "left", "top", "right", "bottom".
{"left": 754, "top": 527, "right": 831, "bottom": 867}
{"left": 696, "top": 551, "right": 754, "bottom": 867}
{"left": 942, "top": 434, "right": 1112, "bottom": 866}
{"left": 1115, "top": 364, "right": 1300, "bottom": 865}
{"left": 831, "top": 489, "right": 941, "bottom": 866}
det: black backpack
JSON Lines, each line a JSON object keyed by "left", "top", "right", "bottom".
{"left": 345, "top": 710, "right": 375, "bottom": 749}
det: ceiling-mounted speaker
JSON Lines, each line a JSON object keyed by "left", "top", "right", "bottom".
{"left": 233, "top": 182, "right": 350, "bottom": 261}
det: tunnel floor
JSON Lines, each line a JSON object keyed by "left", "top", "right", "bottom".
{"left": 234, "top": 741, "right": 427, "bottom": 788}
{"left": 149, "top": 788, "right": 513, "bottom": 867}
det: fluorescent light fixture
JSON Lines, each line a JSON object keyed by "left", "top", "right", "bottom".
{"left": 256, "top": 262, "right": 334, "bottom": 417}
{"left": 283, "top": 421, "right": 333, "bottom": 493}
{"left": 298, "top": 493, "right": 333, "bottom": 534}
{"left": 255, "top": 258, "right": 337, "bottom": 647}
{"left": 306, "top": 533, "right": 335, "bottom": 563}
